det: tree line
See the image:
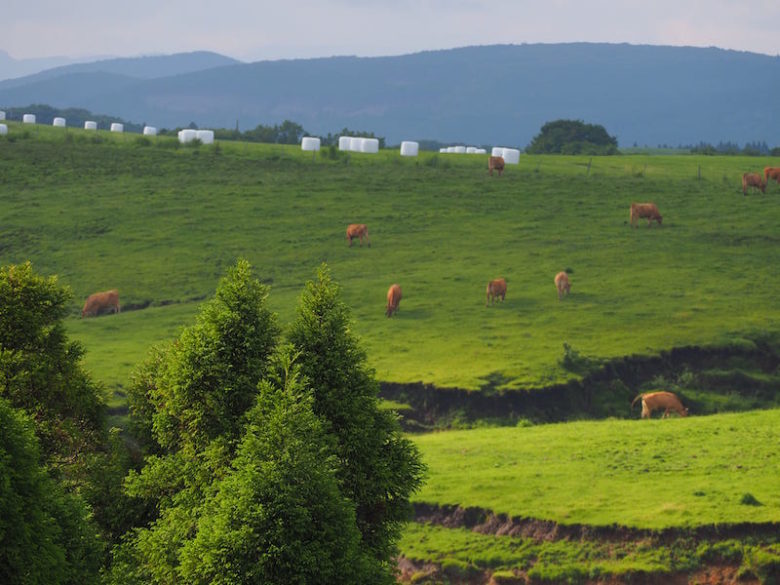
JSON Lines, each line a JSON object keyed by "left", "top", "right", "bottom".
{"left": 0, "top": 260, "right": 425, "bottom": 584}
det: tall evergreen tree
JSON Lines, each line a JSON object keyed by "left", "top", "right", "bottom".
{"left": 115, "top": 259, "right": 280, "bottom": 582}
{"left": 288, "top": 265, "right": 426, "bottom": 577}
{"left": 0, "top": 262, "right": 105, "bottom": 472}
{"left": 179, "top": 357, "right": 372, "bottom": 585}
{"left": 0, "top": 397, "right": 102, "bottom": 584}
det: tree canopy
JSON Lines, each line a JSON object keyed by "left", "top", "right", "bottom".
{"left": 526, "top": 119, "right": 619, "bottom": 155}
{"left": 112, "top": 260, "right": 424, "bottom": 584}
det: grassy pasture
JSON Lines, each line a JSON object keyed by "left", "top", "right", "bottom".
{"left": 0, "top": 122, "right": 778, "bottom": 398}
{"left": 411, "top": 409, "right": 780, "bottom": 528}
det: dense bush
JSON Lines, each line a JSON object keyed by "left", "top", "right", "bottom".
{"left": 526, "top": 119, "right": 619, "bottom": 155}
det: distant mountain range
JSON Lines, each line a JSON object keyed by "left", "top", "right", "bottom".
{"left": 1, "top": 44, "right": 777, "bottom": 147}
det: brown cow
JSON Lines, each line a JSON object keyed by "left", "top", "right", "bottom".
{"left": 346, "top": 224, "right": 370, "bottom": 247}
{"left": 486, "top": 278, "right": 506, "bottom": 306}
{"left": 762, "top": 167, "right": 780, "bottom": 184}
{"left": 742, "top": 173, "right": 766, "bottom": 195}
{"left": 631, "top": 391, "right": 688, "bottom": 419}
{"left": 386, "top": 284, "right": 402, "bottom": 317}
{"left": 554, "top": 271, "right": 570, "bottom": 299}
{"left": 629, "top": 202, "right": 663, "bottom": 228}
{"left": 82, "top": 289, "right": 120, "bottom": 318}
{"left": 488, "top": 156, "right": 505, "bottom": 177}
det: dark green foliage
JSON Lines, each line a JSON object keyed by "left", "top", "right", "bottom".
{"left": 288, "top": 265, "right": 426, "bottom": 574}
{"left": 81, "top": 428, "right": 155, "bottom": 549}
{"left": 527, "top": 119, "right": 619, "bottom": 155}
{"left": 178, "top": 368, "right": 372, "bottom": 585}
{"left": 740, "top": 493, "right": 763, "bottom": 506}
{"left": 0, "top": 262, "right": 104, "bottom": 469}
{"left": 128, "top": 259, "right": 279, "bottom": 453}
{"left": 0, "top": 398, "right": 102, "bottom": 585}
{"left": 216, "top": 119, "right": 307, "bottom": 144}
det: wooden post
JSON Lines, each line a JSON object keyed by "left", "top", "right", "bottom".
{"left": 586, "top": 158, "right": 592, "bottom": 176}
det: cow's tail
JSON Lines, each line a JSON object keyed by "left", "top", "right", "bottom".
{"left": 631, "top": 394, "right": 643, "bottom": 409}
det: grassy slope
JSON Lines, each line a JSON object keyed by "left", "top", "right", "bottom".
{"left": 412, "top": 409, "right": 780, "bottom": 528}
{"left": 399, "top": 523, "right": 780, "bottom": 583}
{"left": 1, "top": 123, "right": 778, "bottom": 399}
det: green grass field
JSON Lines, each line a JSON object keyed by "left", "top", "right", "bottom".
{"left": 1, "top": 122, "right": 777, "bottom": 398}
{"left": 2, "top": 122, "right": 779, "bottom": 582}
{"left": 411, "top": 409, "right": 780, "bottom": 528}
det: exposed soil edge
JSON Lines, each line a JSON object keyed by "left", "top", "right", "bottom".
{"left": 412, "top": 502, "right": 780, "bottom": 543}
{"left": 380, "top": 340, "right": 779, "bottom": 429}
{"left": 396, "top": 555, "right": 755, "bottom": 585}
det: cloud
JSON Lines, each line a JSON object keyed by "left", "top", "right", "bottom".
{"left": 3, "top": 0, "right": 779, "bottom": 60}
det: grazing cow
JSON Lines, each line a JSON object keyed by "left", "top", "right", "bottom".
{"left": 386, "top": 284, "right": 402, "bottom": 317}
{"left": 82, "top": 289, "right": 120, "bottom": 318}
{"left": 346, "top": 224, "right": 370, "bottom": 247}
{"left": 742, "top": 173, "right": 766, "bottom": 195}
{"left": 488, "top": 156, "right": 505, "bottom": 177}
{"left": 763, "top": 167, "right": 780, "bottom": 184}
{"left": 554, "top": 271, "right": 571, "bottom": 299}
{"left": 629, "top": 202, "right": 663, "bottom": 228}
{"left": 631, "top": 391, "right": 688, "bottom": 419}
{"left": 486, "top": 278, "right": 507, "bottom": 306}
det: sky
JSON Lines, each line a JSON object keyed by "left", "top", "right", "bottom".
{"left": 4, "top": 0, "right": 779, "bottom": 62}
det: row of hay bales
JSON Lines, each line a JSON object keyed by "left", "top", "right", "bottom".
{"left": 0, "top": 112, "right": 222, "bottom": 145}
{"left": 439, "top": 145, "right": 487, "bottom": 155}
{"left": 298, "top": 136, "right": 521, "bottom": 160}
{"left": 0, "top": 110, "right": 157, "bottom": 135}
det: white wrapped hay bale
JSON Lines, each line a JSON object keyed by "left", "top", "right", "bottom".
{"left": 196, "top": 130, "right": 215, "bottom": 144}
{"left": 446, "top": 147, "right": 456, "bottom": 153}
{"left": 0, "top": 124, "right": 7, "bottom": 135}
{"left": 301, "top": 136, "right": 320, "bottom": 151}
{"left": 53, "top": 117, "right": 66, "bottom": 127}
{"left": 338, "top": 136, "right": 351, "bottom": 151}
{"left": 439, "top": 148, "right": 447, "bottom": 153}
{"left": 143, "top": 126, "right": 157, "bottom": 136}
{"left": 491, "top": 146, "right": 505, "bottom": 157}
{"left": 0, "top": 111, "right": 6, "bottom": 120}
{"left": 360, "top": 138, "right": 379, "bottom": 153}
{"left": 466, "top": 146, "right": 477, "bottom": 154}
{"left": 110, "top": 123, "right": 124, "bottom": 133}
{"left": 23, "top": 114, "right": 36, "bottom": 124}
{"left": 502, "top": 148, "right": 521, "bottom": 164}
{"left": 454, "top": 146, "right": 466, "bottom": 154}
{"left": 84, "top": 121, "right": 97, "bottom": 130}
{"left": 349, "top": 137, "right": 363, "bottom": 151}
{"left": 475, "top": 148, "right": 487, "bottom": 154}
{"left": 178, "top": 129, "right": 197, "bottom": 144}
{"left": 400, "top": 141, "right": 419, "bottom": 157}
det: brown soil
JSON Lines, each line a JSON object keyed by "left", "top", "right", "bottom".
{"left": 398, "top": 503, "right": 776, "bottom": 585}
{"left": 413, "top": 502, "right": 779, "bottom": 543}
{"left": 397, "top": 557, "right": 759, "bottom": 585}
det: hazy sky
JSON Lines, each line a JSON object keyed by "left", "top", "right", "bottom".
{"left": 5, "top": 0, "right": 779, "bottom": 61}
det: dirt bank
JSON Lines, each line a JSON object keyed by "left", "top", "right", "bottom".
{"left": 381, "top": 340, "right": 780, "bottom": 429}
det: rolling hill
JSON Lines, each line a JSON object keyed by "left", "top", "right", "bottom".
{"left": 1, "top": 43, "right": 778, "bottom": 147}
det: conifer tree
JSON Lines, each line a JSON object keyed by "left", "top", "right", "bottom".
{"left": 288, "top": 265, "right": 426, "bottom": 576}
